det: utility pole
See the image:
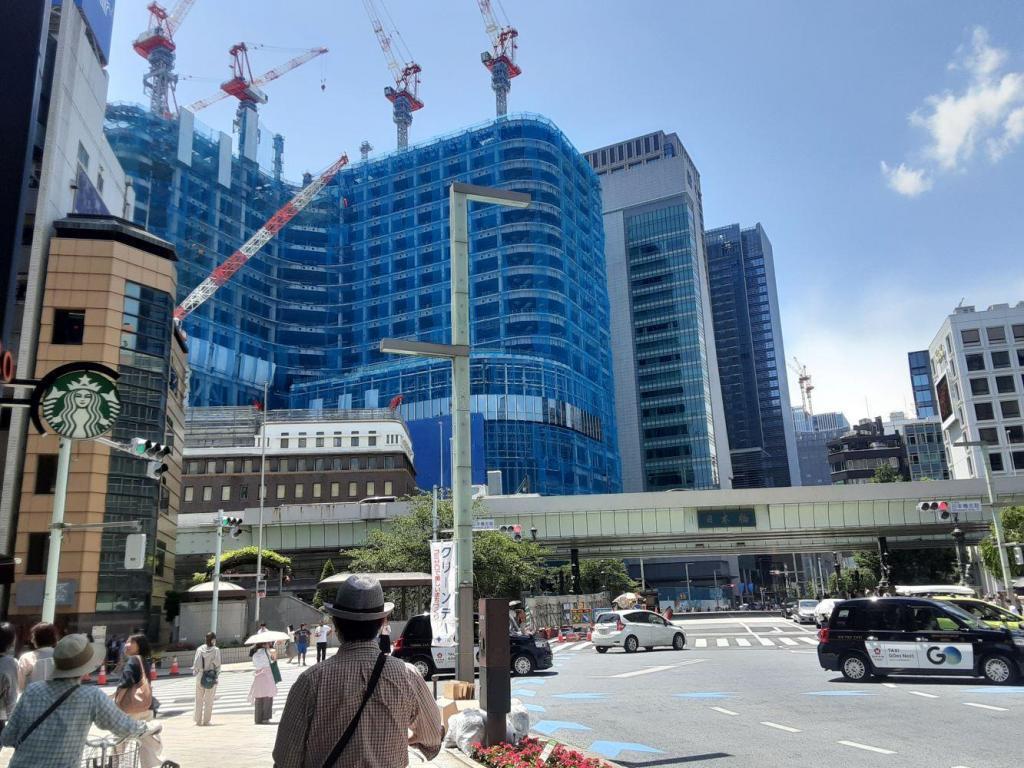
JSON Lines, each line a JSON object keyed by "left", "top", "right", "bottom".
{"left": 255, "top": 380, "right": 268, "bottom": 624}
{"left": 211, "top": 512, "right": 225, "bottom": 636}
{"left": 41, "top": 439, "right": 73, "bottom": 623}
{"left": 956, "top": 439, "right": 1013, "bottom": 595}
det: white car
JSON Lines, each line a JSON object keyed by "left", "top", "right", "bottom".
{"left": 794, "top": 599, "right": 819, "bottom": 624}
{"left": 592, "top": 610, "right": 686, "bottom": 653}
{"left": 813, "top": 598, "right": 841, "bottom": 627}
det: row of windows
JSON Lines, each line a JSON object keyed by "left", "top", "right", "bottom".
{"left": 973, "top": 400, "right": 1022, "bottom": 421}
{"left": 964, "top": 349, "right": 1024, "bottom": 371}
{"left": 184, "top": 479, "right": 393, "bottom": 504}
{"left": 988, "top": 451, "right": 1024, "bottom": 473}
{"left": 185, "top": 454, "right": 400, "bottom": 475}
{"left": 960, "top": 324, "right": 1024, "bottom": 346}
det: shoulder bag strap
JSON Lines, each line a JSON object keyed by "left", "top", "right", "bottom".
{"left": 14, "top": 685, "right": 78, "bottom": 748}
{"left": 321, "top": 653, "right": 387, "bottom": 768}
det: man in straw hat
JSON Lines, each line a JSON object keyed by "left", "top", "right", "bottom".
{"left": 274, "top": 574, "right": 442, "bottom": 768}
{"left": 0, "top": 633, "right": 159, "bottom": 767}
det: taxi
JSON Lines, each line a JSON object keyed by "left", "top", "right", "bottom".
{"left": 817, "top": 596, "right": 1024, "bottom": 685}
{"left": 931, "top": 596, "right": 1024, "bottom": 630}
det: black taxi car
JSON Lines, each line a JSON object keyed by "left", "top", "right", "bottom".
{"left": 817, "top": 597, "right": 1024, "bottom": 684}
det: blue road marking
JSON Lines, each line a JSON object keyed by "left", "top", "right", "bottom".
{"left": 804, "top": 690, "right": 877, "bottom": 696}
{"left": 588, "top": 741, "right": 663, "bottom": 759}
{"left": 511, "top": 688, "right": 537, "bottom": 697}
{"left": 553, "top": 693, "right": 608, "bottom": 701}
{"left": 674, "top": 692, "right": 732, "bottom": 700}
{"left": 524, "top": 704, "right": 546, "bottom": 713}
{"left": 515, "top": 679, "right": 547, "bottom": 686}
{"left": 963, "top": 686, "right": 1024, "bottom": 694}
{"left": 533, "top": 720, "right": 591, "bottom": 736}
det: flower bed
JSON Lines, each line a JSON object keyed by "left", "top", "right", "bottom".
{"left": 473, "top": 737, "right": 611, "bottom": 768}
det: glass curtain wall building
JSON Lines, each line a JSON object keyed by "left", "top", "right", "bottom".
{"left": 105, "top": 107, "right": 621, "bottom": 495}
{"left": 908, "top": 350, "right": 937, "bottom": 418}
{"left": 705, "top": 224, "right": 799, "bottom": 488}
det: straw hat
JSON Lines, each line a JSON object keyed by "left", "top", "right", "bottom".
{"left": 51, "top": 633, "right": 105, "bottom": 679}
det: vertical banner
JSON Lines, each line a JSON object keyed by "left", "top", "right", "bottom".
{"left": 429, "top": 540, "right": 457, "bottom": 647}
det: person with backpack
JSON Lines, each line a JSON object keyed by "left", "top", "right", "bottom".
{"left": 0, "top": 622, "right": 20, "bottom": 737}
{"left": 192, "top": 632, "right": 221, "bottom": 726}
{"left": 16, "top": 623, "right": 57, "bottom": 692}
{"left": 0, "top": 634, "right": 157, "bottom": 768}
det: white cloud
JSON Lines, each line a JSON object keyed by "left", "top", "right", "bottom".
{"left": 884, "top": 27, "right": 1024, "bottom": 194}
{"left": 880, "top": 161, "right": 932, "bottom": 196}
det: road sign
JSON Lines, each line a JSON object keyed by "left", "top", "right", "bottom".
{"left": 951, "top": 500, "right": 983, "bottom": 514}
{"left": 473, "top": 518, "right": 496, "bottom": 531}
{"left": 39, "top": 368, "right": 121, "bottom": 439}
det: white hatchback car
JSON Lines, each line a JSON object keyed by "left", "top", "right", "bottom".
{"left": 592, "top": 610, "right": 686, "bottom": 653}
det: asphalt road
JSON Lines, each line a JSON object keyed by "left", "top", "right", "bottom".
{"left": 526, "top": 617, "right": 1017, "bottom": 768}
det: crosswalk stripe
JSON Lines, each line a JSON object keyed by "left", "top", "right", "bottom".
{"left": 576, "top": 642, "right": 593, "bottom": 650}
{"left": 779, "top": 638, "right": 798, "bottom": 646}
{"left": 695, "top": 639, "right": 708, "bottom": 648}
{"left": 759, "top": 638, "right": 775, "bottom": 646}
{"left": 716, "top": 638, "right": 729, "bottom": 647}
{"left": 736, "top": 638, "right": 751, "bottom": 647}
{"left": 611, "top": 664, "right": 675, "bottom": 679}
{"left": 552, "top": 643, "right": 572, "bottom": 653}
{"left": 798, "top": 637, "right": 818, "bottom": 645}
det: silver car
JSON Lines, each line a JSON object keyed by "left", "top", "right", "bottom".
{"left": 592, "top": 610, "right": 686, "bottom": 653}
{"left": 794, "top": 599, "right": 819, "bottom": 624}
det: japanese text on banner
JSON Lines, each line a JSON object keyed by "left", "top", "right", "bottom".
{"left": 430, "top": 540, "right": 457, "bottom": 646}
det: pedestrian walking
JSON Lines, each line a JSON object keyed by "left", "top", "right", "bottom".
{"left": 272, "top": 575, "right": 442, "bottom": 768}
{"left": 0, "top": 633, "right": 158, "bottom": 768}
{"left": 16, "top": 622, "right": 57, "bottom": 692}
{"left": 248, "top": 642, "right": 278, "bottom": 724}
{"left": 192, "top": 632, "right": 221, "bottom": 726}
{"left": 0, "top": 622, "right": 20, "bottom": 737}
{"left": 286, "top": 625, "right": 297, "bottom": 664}
{"left": 113, "top": 633, "right": 162, "bottom": 767}
{"left": 378, "top": 620, "right": 391, "bottom": 655}
{"left": 314, "top": 619, "right": 332, "bottom": 663}
{"left": 294, "top": 624, "right": 310, "bottom": 666}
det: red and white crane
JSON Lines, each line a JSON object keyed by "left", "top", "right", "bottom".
{"left": 133, "top": 0, "right": 199, "bottom": 118}
{"left": 363, "top": 0, "right": 422, "bottom": 150}
{"left": 476, "top": 0, "right": 520, "bottom": 116}
{"left": 173, "top": 153, "right": 349, "bottom": 321}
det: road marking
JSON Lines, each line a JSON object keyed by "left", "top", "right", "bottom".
{"left": 611, "top": 664, "right": 676, "bottom": 679}
{"left": 760, "top": 721, "right": 801, "bottom": 733}
{"left": 759, "top": 638, "right": 775, "bottom": 646}
{"left": 576, "top": 642, "right": 593, "bottom": 650}
{"left": 964, "top": 702, "right": 1008, "bottom": 712}
{"left": 798, "top": 637, "right": 818, "bottom": 645}
{"left": 779, "top": 637, "right": 798, "bottom": 646}
{"left": 675, "top": 692, "right": 731, "bottom": 699}
{"left": 882, "top": 683, "right": 897, "bottom": 688}
{"left": 695, "top": 639, "right": 708, "bottom": 648}
{"left": 710, "top": 706, "right": 738, "bottom": 716}
{"left": 676, "top": 658, "right": 709, "bottom": 666}
{"left": 736, "top": 638, "right": 751, "bottom": 647}
{"left": 908, "top": 691, "right": 938, "bottom": 699}
{"left": 716, "top": 638, "right": 729, "bottom": 647}
{"left": 739, "top": 621, "right": 766, "bottom": 646}
{"left": 837, "top": 740, "right": 896, "bottom": 755}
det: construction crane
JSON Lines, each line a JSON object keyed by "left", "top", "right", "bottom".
{"left": 184, "top": 43, "right": 327, "bottom": 139}
{"left": 174, "top": 153, "right": 349, "bottom": 321}
{"left": 363, "top": 0, "right": 422, "bottom": 150}
{"left": 476, "top": 0, "right": 521, "bottom": 116}
{"left": 133, "top": 0, "right": 199, "bottom": 118}
{"left": 789, "top": 357, "right": 815, "bottom": 417}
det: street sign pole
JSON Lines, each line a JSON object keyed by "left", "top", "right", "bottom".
{"left": 211, "top": 511, "right": 224, "bottom": 636}
{"left": 41, "top": 438, "right": 72, "bottom": 622}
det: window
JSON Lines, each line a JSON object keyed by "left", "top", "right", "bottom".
{"left": 202, "top": 486, "right": 212, "bottom": 501}
{"left": 277, "top": 484, "right": 286, "bottom": 499}
{"left": 295, "top": 483, "right": 304, "bottom": 499}
{"left": 970, "top": 378, "right": 990, "bottom": 396}
{"left": 987, "top": 326, "right": 1007, "bottom": 343}
{"left": 77, "top": 141, "right": 90, "bottom": 170}
{"left": 27, "top": 533, "right": 48, "bottom": 575}
{"left": 221, "top": 485, "right": 231, "bottom": 501}
{"left": 1001, "top": 400, "right": 1021, "bottom": 419}
{"left": 184, "top": 486, "right": 195, "bottom": 502}
{"left": 331, "top": 482, "right": 340, "bottom": 497}
{"left": 334, "top": 437, "right": 342, "bottom": 447}
{"left": 298, "top": 438, "right": 307, "bottom": 448}
{"left": 1013, "top": 324, "right": 1024, "bottom": 342}
{"left": 244, "top": 459, "right": 253, "bottom": 473}
{"left": 280, "top": 458, "right": 289, "bottom": 472}
{"left": 907, "top": 605, "right": 961, "bottom": 632}
{"left": 366, "top": 481, "right": 375, "bottom": 497}
{"left": 351, "top": 436, "right": 360, "bottom": 447}
{"left": 975, "top": 402, "right": 995, "bottom": 420}
{"left": 348, "top": 481, "right": 358, "bottom": 497}
{"left": 280, "top": 437, "right": 290, "bottom": 449}
{"left": 313, "top": 483, "right": 322, "bottom": 498}
{"left": 52, "top": 309, "right": 85, "bottom": 344}
{"left": 315, "top": 437, "right": 324, "bottom": 448}
{"left": 990, "top": 453, "right": 1005, "bottom": 471}
{"left": 34, "top": 454, "right": 58, "bottom": 494}
{"left": 979, "top": 427, "right": 999, "bottom": 445}
{"left": 1014, "top": 451, "right": 1024, "bottom": 471}
{"left": 314, "top": 458, "right": 325, "bottom": 471}
{"left": 239, "top": 485, "right": 248, "bottom": 500}
{"left": 384, "top": 481, "right": 393, "bottom": 495}
{"left": 961, "top": 328, "right": 981, "bottom": 345}
{"left": 368, "top": 435, "right": 377, "bottom": 447}
{"left": 206, "top": 460, "right": 216, "bottom": 474}
{"left": 296, "top": 458, "right": 307, "bottom": 472}
{"left": 225, "top": 460, "right": 235, "bottom": 473}
{"left": 187, "top": 461, "right": 199, "bottom": 474}
{"left": 996, "top": 375, "right": 1016, "bottom": 394}
{"left": 1007, "top": 425, "right": 1024, "bottom": 444}
{"left": 992, "top": 351, "right": 1011, "bottom": 368}
{"left": 966, "top": 354, "right": 985, "bottom": 371}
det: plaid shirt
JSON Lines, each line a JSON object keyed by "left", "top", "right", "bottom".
{"left": 273, "top": 640, "right": 442, "bottom": 768}
{"left": 0, "top": 679, "right": 146, "bottom": 768}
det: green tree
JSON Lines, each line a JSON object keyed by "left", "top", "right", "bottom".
{"left": 979, "top": 506, "right": 1024, "bottom": 580}
{"left": 579, "top": 559, "right": 637, "bottom": 595}
{"left": 312, "top": 558, "right": 336, "bottom": 609}
{"left": 854, "top": 548, "right": 956, "bottom": 585}
{"left": 346, "top": 492, "right": 551, "bottom": 599}
{"left": 191, "top": 546, "right": 292, "bottom": 585}
{"left": 871, "top": 464, "right": 903, "bottom": 483}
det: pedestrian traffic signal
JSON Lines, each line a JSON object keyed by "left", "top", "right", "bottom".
{"left": 918, "top": 500, "right": 951, "bottom": 519}
{"left": 499, "top": 524, "right": 523, "bottom": 541}
{"left": 1015, "top": 546, "right": 1023, "bottom": 566}
{"left": 222, "top": 515, "right": 245, "bottom": 539}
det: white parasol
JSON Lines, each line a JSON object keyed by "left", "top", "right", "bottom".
{"left": 244, "top": 630, "right": 291, "bottom": 644}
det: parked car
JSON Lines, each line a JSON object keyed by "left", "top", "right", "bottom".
{"left": 392, "top": 613, "right": 553, "bottom": 679}
{"left": 591, "top": 610, "right": 686, "bottom": 653}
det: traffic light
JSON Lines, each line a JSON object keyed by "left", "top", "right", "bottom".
{"left": 499, "top": 524, "right": 523, "bottom": 541}
{"left": 1015, "top": 546, "right": 1023, "bottom": 566}
{"left": 131, "top": 438, "right": 173, "bottom": 481}
{"left": 222, "top": 515, "right": 245, "bottom": 539}
{"left": 918, "top": 500, "right": 951, "bottom": 519}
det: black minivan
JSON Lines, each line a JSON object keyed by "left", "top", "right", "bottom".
{"left": 817, "top": 597, "right": 1024, "bottom": 684}
{"left": 393, "top": 613, "right": 554, "bottom": 679}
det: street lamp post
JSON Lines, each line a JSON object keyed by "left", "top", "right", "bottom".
{"left": 956, "top": 439, "right": 1013, "bottom": 595}
{"left": 383, "top": 182, "right": 530, "bottom": 684}
{"left": 684, "top": 562, "right": 692, "bottom": 610}
{"left": 255, "top": 380, "right": 268, "bottom": 626}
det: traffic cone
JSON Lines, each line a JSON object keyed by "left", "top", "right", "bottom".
{"left": 557, "top": 627, "right": 564, "bottom": 643}
{"left": 98, "top": 665, "right": 107, "bottom": 685}
{"left": 149, "top": 662, "right": 158, "bottom": 681}
{"left": 586, "top": 627, "right": 593, "bottom": 642}
{"left": 170, "top": 658, "right": 179, "bottom": 676}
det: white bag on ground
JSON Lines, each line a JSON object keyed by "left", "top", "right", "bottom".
{"left": 445, "top": 708, "right": 487, "bottom": 754}
{"left": 506, "top": 699, "right": 530, "bottom": 743}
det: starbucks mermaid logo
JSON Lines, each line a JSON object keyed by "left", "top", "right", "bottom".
{"left": 40, "top": 371, "right": 121, "bottom": 439}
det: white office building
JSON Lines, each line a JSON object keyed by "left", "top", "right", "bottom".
{"left": 927, "top": 303, "right": 1024, "bottom": 479}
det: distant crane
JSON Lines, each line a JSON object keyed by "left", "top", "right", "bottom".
{"left": 363, "top": 0, "right": 423, "bottom": 150}
{"left": 789, "top": 357, "right": 815, "bottom": 417}
{"left": 133, "top": 0, "right": 199, "bottom": 118}
{"left": 184, "top": 43, "right": 327, "bottom": 140}
{"left": 476, "top": 0, "right": 521, "bottom": 116}
{"left": 174, "top": 153, "right": 349, "bottom": 321}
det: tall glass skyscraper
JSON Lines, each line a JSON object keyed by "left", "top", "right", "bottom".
{"left": 587, "top": 132, "right": 730, "bottom": 491}
{"left": 705, "top": 224, "right": 798, "bottom": 488}
{"left": 105, "top": 106, "right": 621, "bottom": 495}
{"left": 907, "top": 350, "right": 936, "bottom": 418}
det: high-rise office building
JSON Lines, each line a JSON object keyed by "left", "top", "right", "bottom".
{"left": 908, "top": 350, "right": 937, "bottom": 418}
{"left": 705, "top": 224, "right": 798, "bottom": 488}
{"left": 791, "top": 408, "right": 849, "bottom": 486}
{"left": 108, "top": 110, "right": 622, "bottom": 495}
{"left": 585, "top": 132, "right": 731, "bottom": 492}
{"left": 888, "top": 411, "right": 949, "bottom": 480}
{"left": 928, "top": 302, "right": 1024, "bottom": 478}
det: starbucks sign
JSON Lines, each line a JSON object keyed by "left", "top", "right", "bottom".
{"left": 40, "top": 370, "right": 121, "bottom": 439}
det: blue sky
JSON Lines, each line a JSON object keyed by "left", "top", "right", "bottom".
{"left": 105, "top": 1, "right": 1024, "bottom": 423}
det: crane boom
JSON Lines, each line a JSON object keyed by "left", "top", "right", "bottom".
{"left": 363, "top": 0, "right": 403, "bottom": 83}
{"left": 166, "top": 0, "right": 198, "bottom": 36}
{"left": 173, "top": 153, "right": 349, "bottom": 321}
{"left": 252, "top": 47, "right": 327, "bottom": 88}
{"left": 477, "top": 0, "right": 502, "bottom": 45}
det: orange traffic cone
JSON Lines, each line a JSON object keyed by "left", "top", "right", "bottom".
{"left": 98, "top": 665, "right": 107, "bottom": 685}
{"left": 170, "top": 658, "right": 179, "bottom": 676}
{"left": 586, "top": 627, "right": 593, "bottom": 642}
{"left": 557, "top": 627, "right": 564, "bottom": 643}
{"left": 149, "top": 662, "right": 158, "bottom": 681}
